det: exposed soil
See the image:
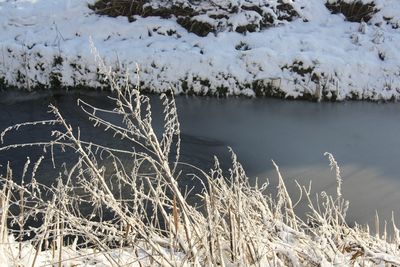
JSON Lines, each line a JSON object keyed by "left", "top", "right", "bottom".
{"left": 89, "top": 0, "right": 299, "bottom": 36}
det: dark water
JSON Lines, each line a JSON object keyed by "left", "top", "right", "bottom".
{"left": 1, "top": 90, "right": 400, "bottom": 229}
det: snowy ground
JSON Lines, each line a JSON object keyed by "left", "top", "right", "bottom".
{"left": 0, "top": 0, "right": 400, "bottom": 100}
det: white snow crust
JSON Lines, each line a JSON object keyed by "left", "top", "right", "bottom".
{"left": 0, "top": 0, "right": 399, "bottom": 100}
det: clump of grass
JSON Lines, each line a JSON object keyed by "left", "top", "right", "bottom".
{"left": 326, "top": 0, "right": 378, "bottom": 23}
{"left": 0, "top": 44, "right": 400, "bottom": 266}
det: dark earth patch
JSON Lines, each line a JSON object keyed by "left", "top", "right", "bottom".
{"left": 89, "top": 0, "right": 299, "bottom": 36}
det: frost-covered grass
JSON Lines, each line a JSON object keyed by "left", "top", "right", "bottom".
{"left": 1, "top": 0, "right": 400, "bottom": 100}
{"left": 1, "top": 57, "right": 400, "bottom": 266}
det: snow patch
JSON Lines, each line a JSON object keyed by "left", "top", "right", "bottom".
{"left": 0, "top": 0, "right": 399, "bottom": 100}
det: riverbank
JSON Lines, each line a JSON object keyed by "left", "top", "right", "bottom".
{"left": 1, "top": 0, "right": 400, "bottom": 100}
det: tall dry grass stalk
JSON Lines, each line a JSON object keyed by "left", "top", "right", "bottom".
{"left": 0, "top": 46, "right": 399, "bottom": 266}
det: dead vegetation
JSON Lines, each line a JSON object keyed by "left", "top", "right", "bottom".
{"left": 89, "top": 0, "right": 299, "bottom": 36}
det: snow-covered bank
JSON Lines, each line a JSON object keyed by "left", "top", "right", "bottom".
{"left": 0, "top": 0, "right": 400, "bottom": 100}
